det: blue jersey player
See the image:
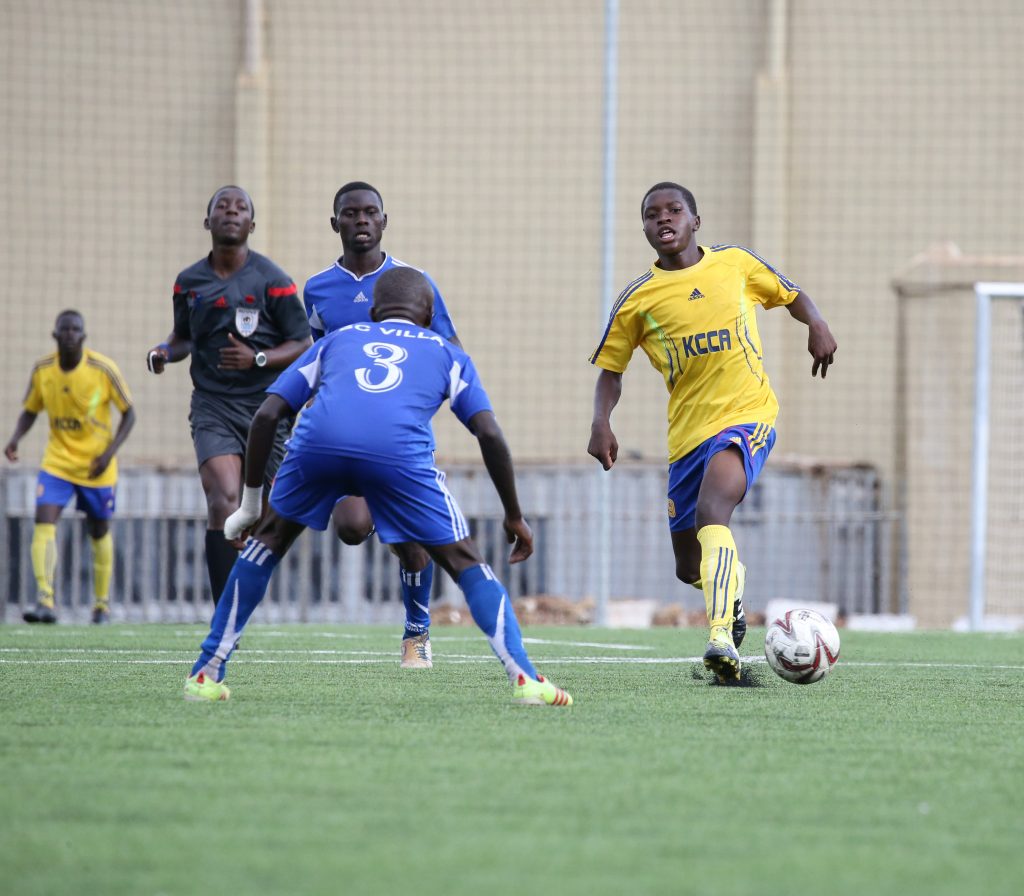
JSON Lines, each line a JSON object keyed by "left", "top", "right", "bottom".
{"left": 302, "top": 182, "right": 459, "bottom": 669}
{"left": 184, "top": 266, "right": 572, "bottom": 708}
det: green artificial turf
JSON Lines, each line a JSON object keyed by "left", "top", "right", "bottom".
{"left": 1, "top": 624, "right": 1021, "bottom": 896}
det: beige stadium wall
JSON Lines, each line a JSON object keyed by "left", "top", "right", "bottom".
{"left": 893, "top": 252, "right": 1024, "bottom": 627}
{"left": 782, "top": 0, "right": 1024, "bottom": 484}
{"left": 266, "top": 0, "right": 767, "bottom": 464}
{"left": 1, "top": 2, "right": 241, "bottom": 471}
{"left": 2, "top": 0, "right": 1022, "bottom": 487}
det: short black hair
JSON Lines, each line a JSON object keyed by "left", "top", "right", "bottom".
{"left": 372, "top": 267, "right": 433, "bottom": 326}
{"left": 207, "top": 185, "right": 255, "bottom": 220}
{"left": 374, "top": 266, "right": 430, "bottom": 302}
{"left": 641, "top": 182, "right": 697, "bottom": 216}
{"left": 333, "top": 182, "right": 383, "bottom": 215}
{"left": 55, "top": 309, "right": 84, "bottom": 325}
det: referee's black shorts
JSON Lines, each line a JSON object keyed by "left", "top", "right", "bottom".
{"left": 188, "top": 390, "right": 290, "bottom": 485}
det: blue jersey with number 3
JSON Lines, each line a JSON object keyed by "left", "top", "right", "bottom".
{"left": 268, "top": 318, "right": 492, "bottom": 466}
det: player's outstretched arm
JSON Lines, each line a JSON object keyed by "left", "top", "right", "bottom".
{"left": 89, "top": 406, "right": 136, "bottom": 479}
{"left": 786, "top": 291, "right": 837, "bottom": 378}
{"left": 4, "top": 410, "right": 38, "bottom": 462}
{"left": 588, "top": 368, "right": 622, "bottom": 470}
{"left": 147, "top": 333, "right": 191, "bottom": 374}
{"left": 223, "top": 394, "right": 292, "bottom": 544}
{"left": 468, "top": 410, "right": 533, "bottom": 563}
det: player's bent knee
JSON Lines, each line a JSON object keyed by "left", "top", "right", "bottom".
{"left": 694, "top": 497, "right": 740, "bottom": 530}
{"left": 675, "top": 560, "right": 700, "bottom": 584}
{"left": 251, "top": 512, "right": 303, "bottom": 556}
{"left": 334, "top": 523, "right": 371, "bottom": 546}
{"left": 86, "top": 518, "right": 110, "bottom": 540}
{"left": 34, "top": 505, "right": 62, "bottom": 525}
{"left": 330, "top": 499, "right": 373, "bottom": 545}
{"left": 207, "top": 491, "right": 241, "bottom": 523}
{"left": 426, "top": 539, "right": 483, "bottom": 580}
{"left": 393, "top": 542, "right": 431, "bottom": 571}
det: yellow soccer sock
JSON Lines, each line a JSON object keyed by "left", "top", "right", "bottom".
{"left": 691, "top": 565, "right": 746, "bottom": 602}
{"left": 31, "top": 523, "right": 58, "bottom": 607}
{"left": 91, "top": 532, "right": 113, "bottom": 609}
{"left": 695, "top": 564, "right": 746, "bottom": 629}
{"left": 696, "top": 525, "right": 739, "bottom": 631}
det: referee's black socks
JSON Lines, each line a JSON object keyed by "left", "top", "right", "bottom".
{"left": 205, "top": 529, "right": 241, "bottom": 607}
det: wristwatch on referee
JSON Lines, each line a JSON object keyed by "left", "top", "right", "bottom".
{"left": 254, "top": 350, "right": 268, "bottom": 368}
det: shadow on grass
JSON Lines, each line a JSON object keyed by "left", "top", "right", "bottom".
{"left": 689, "top": 662, "right": 768, "bottom": 688}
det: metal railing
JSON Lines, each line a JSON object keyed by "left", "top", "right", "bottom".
{"left": 1, "top": 461, "right": 899, "bottom": 623}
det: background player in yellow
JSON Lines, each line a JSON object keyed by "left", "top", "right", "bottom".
{"left": 4, "top": 310, "right": 136, "bottom": 624}
{"left": 588, "top": 182, "right": 837, "bottom": 682}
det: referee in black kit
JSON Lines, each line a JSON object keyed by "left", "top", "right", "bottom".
{"left": 147, "top": 186, "right": 311, "bottom": 607}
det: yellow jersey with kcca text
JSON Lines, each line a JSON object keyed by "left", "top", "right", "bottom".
{"left": 590, "top": 245, "right": 799, "bottom": 462}
{"left": 23, "top": 348, "right": 133, "bottom": 487}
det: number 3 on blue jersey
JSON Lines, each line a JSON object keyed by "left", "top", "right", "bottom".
{"left": 355, "top": 342, "right": 408, "bottom": 393}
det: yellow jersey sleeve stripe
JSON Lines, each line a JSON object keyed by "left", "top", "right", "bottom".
{"left": 86, "top": 358, "right": 133, "bottom": 407}
{"left": 24, "top": 356, "right": 54, "bottom": 409}
{"left": 589, "top": 270, "right": 654, "bottom": 364}
{"left": 710, "top": 244, "right": 800, "bottom": 292}
{"left": 606, "top": 270, "right": 654, "bottom": 322}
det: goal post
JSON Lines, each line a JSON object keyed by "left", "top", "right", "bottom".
{"left": 970, "top": 282, "right": 1024, "bottom": 630}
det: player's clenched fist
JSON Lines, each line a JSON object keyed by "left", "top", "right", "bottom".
{"left": 146, "top": 343, "right": 170, "bottom": 374}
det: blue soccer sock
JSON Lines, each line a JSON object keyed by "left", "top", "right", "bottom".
{"left": 458, "top": 563, "right": 538, "bottom": 683}
{"left": 400, "top": 562, "right": 433, "bottom": 638}
{"left": 191, "top": 538, "right": 280, "bottom": 682}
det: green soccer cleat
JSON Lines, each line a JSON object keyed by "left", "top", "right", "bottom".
{"left": 703, "top": 625, "right": 741, "bottom": 682}
{"left": 512, "top": 673, "right": 573, "bottom": 707}
{"left": 183, "top": 671, "right": 231, "bottom": 702}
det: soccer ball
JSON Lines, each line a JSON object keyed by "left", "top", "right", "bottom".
{"left": 764, "top": 609, "right": 841, "bottom": 684}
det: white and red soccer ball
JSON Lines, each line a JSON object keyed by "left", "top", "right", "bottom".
{"left": 764, "top": 609, "right": 841, "bottom": 684}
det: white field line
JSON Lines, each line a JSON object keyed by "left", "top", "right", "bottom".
{"left": 0, "top": 647, "right": 395, "bottom": 656}
{"left": 0, "top": 646, "right": 1023, "bottom": 671}
{"left": 1, "top": 630, "right": 652, "bottom": 650}
{"left": 1, "top": 655, "right": 741, "bottom": 666}
{"left": 3, "top": 628, "right": 372, "bottom": 640}
{"left": 523, "top": 637, "right": 650, "bottom": 650}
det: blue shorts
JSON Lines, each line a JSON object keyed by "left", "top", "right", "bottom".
{"left": 666, "top": 423, "right": 776, "bottom": 532}
{"left": 269, "top": 451, "right": 470, "bottom": 545}
{"left": 36, "top": 470, "right": 116, "bottom": 520}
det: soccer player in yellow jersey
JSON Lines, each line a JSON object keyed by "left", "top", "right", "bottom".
{"left": 588, "top": 183, "right": 837, "bottom": 682}
{"left": 4, "top": 310, "right": 135, "bottom": 624}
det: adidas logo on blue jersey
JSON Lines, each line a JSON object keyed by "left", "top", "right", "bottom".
{"left": 689, "top": 288, "right": 705, "bottom": 301}
{"left": 354, "top": 291, "right": 369, "bottom": 303}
